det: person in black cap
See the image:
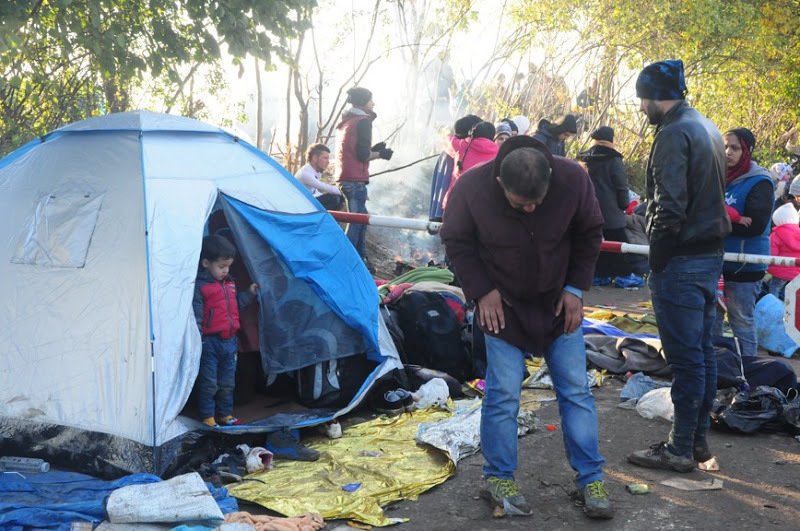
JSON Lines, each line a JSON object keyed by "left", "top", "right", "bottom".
{"left": 334, "top": 86, "right": 394, "bottom": 269}
{"left": 712, "top": 128, "right": 774, "bottom": 358}
{"left": 627, "top": 59, "right": 731, "bottom": 473}
{"left": 577, "top": 126, "right": 632, "bottom": 281}
{"left": 532, "top": 114, "right": 577, "bottom": 156}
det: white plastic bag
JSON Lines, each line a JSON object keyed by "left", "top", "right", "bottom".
{"left": 635, "top": 387, "right": 674, "bottom": 422}
{"left": 412, "top": 378, "right": 450, "bottom": 410}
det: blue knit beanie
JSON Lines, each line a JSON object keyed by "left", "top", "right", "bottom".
{"left": 635, "top": 60, "right": 687, "bottom": 100}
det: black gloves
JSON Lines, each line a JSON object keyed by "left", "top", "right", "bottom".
{"left": 371, "top": 141, "right": 393, "bottom": 160}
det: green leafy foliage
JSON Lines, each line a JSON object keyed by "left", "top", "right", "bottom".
{"left": 0, "top": 0, "right": 316, "bottom": 155}
{"left": 508, "top": 0, "right": 800, "bottom": 174}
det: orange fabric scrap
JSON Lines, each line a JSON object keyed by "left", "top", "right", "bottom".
{"left": 223, "top": 511, "right": 325, "bottom": 531}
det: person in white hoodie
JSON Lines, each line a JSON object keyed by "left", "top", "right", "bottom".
{"left": 294, "top": 143, "right": 343, "bottom": 210}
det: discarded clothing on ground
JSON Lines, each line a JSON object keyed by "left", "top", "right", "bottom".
{"left": 0, "top": 471, "right": 236, "bottom": 530}
{"left": 619, "top": 372, "right": 672, "bottom": 402}
{"left": 606, "top": 313, "right": 659, "bottom": 336}
{"left": 223, "top": 511, "right": 325, "bottom": 531}
{"left": 228, "top": 408, "right": 455, "bottom": 527}
{"left": 581, "top": 318, "right": 657, "bottom": 339}
{"left": 584, "top": 334, "right": 669, "bottom": 376}
{"left": 376, "top": 267, "right": 455, "bottom": 300}
{"left": 714, "top": 337, "right": 798, "bottom": 393}
{"left": 754, "top": 294, "right": 799, "bottom": 358}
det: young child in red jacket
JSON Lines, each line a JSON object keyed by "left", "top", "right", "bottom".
{"left": 767, "top": 203, "right": 800, "bottom": 299}
{"left": 193, "top": 234, "right": 258, "bottom": 427}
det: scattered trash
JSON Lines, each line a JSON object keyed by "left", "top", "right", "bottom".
{"left": 660, "top": 477, "right": 723, "bottom": 491}
{"left": 626, "top": 483, "right": 650, "bottom": 495}
{"left": 342, "top": 482, "right": 362, "bottom": 492}
{"left": 236, "top": 444, "right": 273, "bottom": 474}
{"left": 0, "top": 456, "right": 50, "bottom": 473}
{"left": 344, "top": 521, "right": 373, "bottom": 530}
{"left": 546, "top": 425, "right": 557, "bottom": 431}
{"left": 319, "top": 420, "right": 343, "bottom": 439}
{"left": 517, "top": 410, "right": 537, "bottom": 436}
{"left": 359, "top": 450, "right": 383, "bottom": 458}
{"left": 465, "top": 378, "right": 486, "bottom": 396}
{"left": 417, "top": 399, "right": 536, "bottom": 464}
{"left": 412, "top": 378, "right": 450, "bottom": 410}
{"left": 523, "top": 366, "right": 603, "bottom": 389}
{"left": 635, "top": 387, "right": 674, "bottom": 422}
{"left": 697, "top": 456, "right": 720, "bottom": 472}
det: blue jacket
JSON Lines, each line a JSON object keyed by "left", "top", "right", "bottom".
{"left": 723, "top": 163, "right": 774, "bottom": 274}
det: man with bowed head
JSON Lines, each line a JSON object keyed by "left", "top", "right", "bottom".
{"left": 440, "top": 135, "right": 614, "bottom": 520}
{"left": 627, "top": 59, "right": 730, "bottom": 472}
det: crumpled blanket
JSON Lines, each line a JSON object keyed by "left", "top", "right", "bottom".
{"left": 223, "top": 511, "right": 325, "bottom": 531}
{"left": 584, "top": 334, "right": 670, "bottom": 377}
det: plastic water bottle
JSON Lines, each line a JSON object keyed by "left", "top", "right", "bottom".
{"left": 0, "top": 456, "right": 50, "bottom": 473}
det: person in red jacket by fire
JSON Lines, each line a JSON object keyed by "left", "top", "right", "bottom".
{"left": 334, "top": 86, "right": 394, "bottom": 269}
{"left": 193, "top": 234, "right": 257, "bottom": 427}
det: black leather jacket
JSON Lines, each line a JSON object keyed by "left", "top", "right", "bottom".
{"left": 645, "top": 101, "right": 730, "bottom": 270}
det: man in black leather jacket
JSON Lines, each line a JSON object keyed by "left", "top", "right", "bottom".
{"left": 628, "top": 59, "right": 731, "bottom": 473}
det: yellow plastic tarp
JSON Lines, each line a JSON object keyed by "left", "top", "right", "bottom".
{"left": 228, "top": 409, "right": 455, "bottom": 527}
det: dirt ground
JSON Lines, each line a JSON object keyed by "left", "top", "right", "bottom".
{"left": 370, "top": 285, "right": 800, "bottom": 530}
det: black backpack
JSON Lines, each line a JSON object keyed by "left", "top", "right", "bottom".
{"left": 389, "top": 291, "right": 471, "bottom": 382}
{"left": 295, "top": 354, "right": 377, "bottom": 409}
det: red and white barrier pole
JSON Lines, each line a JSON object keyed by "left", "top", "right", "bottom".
{"left": 599, "top": 241, "right": 800, "bottom": 267}
{"left": 328, "top": 211, "right": 800, "bottom": 267}
{"left": 328, "top": 211, "right": 442, "bottom": 233}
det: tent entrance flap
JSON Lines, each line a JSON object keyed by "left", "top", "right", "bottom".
{"left": 220, "top": 196, "right": 380, "bottom": 374}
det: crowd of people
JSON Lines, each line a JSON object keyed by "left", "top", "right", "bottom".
{"left": 198, "top": 60, "right": 800, "bottom": 520}
{"left": 437, "top": 58, "right": 800, "bottom": 520}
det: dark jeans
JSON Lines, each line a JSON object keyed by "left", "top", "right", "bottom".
{"left": 197, "top": 335, "right": 238, "bottom": 419}
{"left": 648, "top": 253, "right": 723, "bottom": 457}
{"left": 317, "top": 193, "right": 344, "bottom": 211}
{"left": 340, "top": 181, "right": 368, "bottom": 259}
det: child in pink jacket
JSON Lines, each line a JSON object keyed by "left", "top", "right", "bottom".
{"left": 767, "top": 202, "right": 800, "bottom": 299}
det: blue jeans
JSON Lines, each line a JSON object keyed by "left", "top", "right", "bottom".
{"left": 767, "top": 277, "right": 788, "bottom": 301}
{"left": 649, "top": 253, "right": 723, "bottom": 457}
{"left": 197, "top": 335, "right": 238, "bottom": 419}
{"left": 340, "top": 181, "right": 368, "bottom": 259}
{"left": 713, "top": 279, "right": 762, "bottom": 357}
{"left": 481, "top": 331, "right": 605, "bottom": 487}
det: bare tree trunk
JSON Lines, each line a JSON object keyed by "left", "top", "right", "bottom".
{"left": 291, "top": 18, "right": 308, "bottom": 170}
{"left": 255, "top": 56, "right": 264, "bottom": 150}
